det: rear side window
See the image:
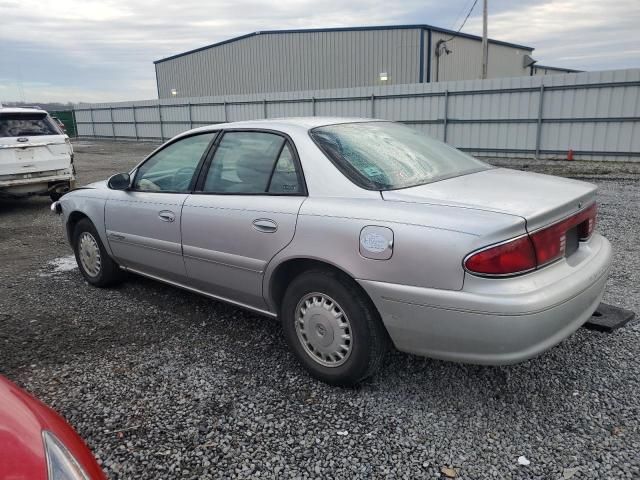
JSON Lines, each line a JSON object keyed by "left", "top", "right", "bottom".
{"left": 0, "top": 113, "right": 59, "bottom": 137}
{"left": 268, "top": 144, "right": 302, "bottom": 194}
{"left": 202, "top": 131, "right": 302, "bottom": 195}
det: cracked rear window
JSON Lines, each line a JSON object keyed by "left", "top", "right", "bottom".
{"left": 310, "top": 121, "right": 489, "bottom": 190}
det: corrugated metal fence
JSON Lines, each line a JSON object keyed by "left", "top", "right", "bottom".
{"left": 75, "top": 69, "right": 640, "bottom": 161}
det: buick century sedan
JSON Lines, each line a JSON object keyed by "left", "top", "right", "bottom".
{"left": 52, "top": 118, "right": 612, "bottom": 385}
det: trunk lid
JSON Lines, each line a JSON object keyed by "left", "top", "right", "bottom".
{"left": 382, "top": 168, "right": 597, "bottom": 231}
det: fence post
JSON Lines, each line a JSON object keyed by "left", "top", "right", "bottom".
{"left": 71, "top": 109, "right": 78, "bottom": 138}
{"left": 311, "top": 97, "right": 316, "bottom": 116}
{"left": 535, "top": 84, "right": 545, "bottom": 159}
{"left": 132, "top": 105, "right": 139, "bottom": 141}
{"left": 223, "top": 101, "right": 228, "bottom": 122}
{"left": 263, "top": 99, "right": 268, "bottom": 119}
{"left": 89, "top": 107, "right": 95, "bottom": 138}
{"left": 371, "top": 94, "right": 376, "bottom": 118}
{"left": 157, "top": 103, "right": 164, "bottom": 141}
{"left": 109, "top": 107, "right": 115, "bottom": 139}
{"left": 443, "top": 90, "right": 449, "bottom": 143}
{"left": 188, "top": 102, "right": 193, "bottom": 130}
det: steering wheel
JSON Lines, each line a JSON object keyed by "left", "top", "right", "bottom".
{"left": 172, "top": 167, "right": 195, "bottom": 191}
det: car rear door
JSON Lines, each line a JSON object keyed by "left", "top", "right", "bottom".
{"left": 0, "top": 111, "right": 70, "bottom": 177}
{"left": 181, "top": 130, "right": 306, "bottom": 311}
{"left": 104, "top": 132, "right": 217, "bottom": 282}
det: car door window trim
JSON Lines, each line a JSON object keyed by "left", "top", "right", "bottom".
{"left": 265, "top": 140, "right": 287, "bottom": 193}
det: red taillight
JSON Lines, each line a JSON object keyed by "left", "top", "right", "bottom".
{"left": 577, "top": 203, "right": 597, "bottom": 240}
{"left": 529, "top": 221, "right": 567, "bottom": 266}
{"left": 464, "top": 235, "right": 537, "bottom": 276}
{"left": 530, "top": 202, "right": 597, "bottom": 266}
{"left": 465, "top": 203, "right": 597, "bottom": 277}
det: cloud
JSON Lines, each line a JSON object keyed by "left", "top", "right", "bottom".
{"left": 463, "top": 0, "right": 640, "bottom": 70}
{"left": 0, "top": 0, "right": 637, "bottom": 103}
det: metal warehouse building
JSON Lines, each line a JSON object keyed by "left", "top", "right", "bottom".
{"left": 154, "top": 25, "right": 576, "bottom": 99}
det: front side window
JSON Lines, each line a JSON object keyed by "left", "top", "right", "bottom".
{"left": 203, "top": 131, "right": 302, "bottom": 194}
{"left": 134, "top": 133, "right": 216, "bottom": 192}
{"left": 310, "top": 121, "right": 490, "bottom": 190}
{"left": 0, "top": 113, "right": 59, "bottom": 137}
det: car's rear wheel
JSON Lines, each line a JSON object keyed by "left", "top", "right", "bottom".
{"left": 281, "top": 269, "right": 389, "bottom": 386}
{"left": 72, "top": 218, "right": 125, "bottom": 287}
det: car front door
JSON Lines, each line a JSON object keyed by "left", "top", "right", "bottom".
{"left": 181, "top": 130, "right": 306, "bottom": 311}
{"left": 105, "top": 132, "right": 217, "bottom": 282}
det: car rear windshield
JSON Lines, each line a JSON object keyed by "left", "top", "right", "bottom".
{"left": 310, "top": 121, "right": 490, "bottom": 190}
{"left": 0, "top": 113, "right": 60, "bottom": 137}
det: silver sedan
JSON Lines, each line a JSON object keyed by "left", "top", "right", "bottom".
{"left": 53, "top": 118, "right": 612, "bottom": 385}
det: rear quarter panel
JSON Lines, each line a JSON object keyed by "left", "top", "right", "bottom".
{"left": 263, "top": 197, "right": 526, "bottom": 308}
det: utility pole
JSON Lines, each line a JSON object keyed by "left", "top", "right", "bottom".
{"left": 481, "top": 0, "right": 488, "bottom": 79}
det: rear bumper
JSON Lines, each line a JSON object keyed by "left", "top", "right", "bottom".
{"left": 358, "top": 234, "right": 613, "bottom": 365}
{"left": 0, "top": 170, "right": 75, "bottom": 196}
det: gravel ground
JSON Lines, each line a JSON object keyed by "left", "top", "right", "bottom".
{"left": 1, "top": 140, "right": 639, "bottom": 479}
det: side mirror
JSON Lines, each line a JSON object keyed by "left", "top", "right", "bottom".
{"left": 107, "top": 172, "right": 131, "bottom": 190}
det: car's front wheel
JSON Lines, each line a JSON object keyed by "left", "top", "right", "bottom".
{"left": 72, "top": 218, "right": 125, "bottom": 287}
{"left": 281, "top": 269, "right": 389, "bottom": 386}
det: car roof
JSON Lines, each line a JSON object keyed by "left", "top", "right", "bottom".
{"left": 0, "top": 107, "right": 49, "bottom": 115}
{"left": 222, "top": 117, "right": 381, "bottom": 129}
{"left": 180, "top": 117, "right": 384, "bottom": 138}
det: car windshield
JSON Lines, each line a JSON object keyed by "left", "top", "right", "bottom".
{"left": 0, "top": 113, "right": 59, "bottom": 137}
{"left": 310, "top": 121, "right": 490, "bottom": 190}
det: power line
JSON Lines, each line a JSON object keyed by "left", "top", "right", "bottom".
{"left": 434, "top": 0, "right": 481, "bottom": 82}
{"left": 442, "top": 0, "right": 480, "bottom": 43}
{"left": 450, "top": 0, "right": 474, "bottom": 31}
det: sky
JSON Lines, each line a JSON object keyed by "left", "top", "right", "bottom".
{"left": 0, "top": 0, "right": 638, "bottom": 103}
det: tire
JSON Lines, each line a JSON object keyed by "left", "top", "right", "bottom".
{"left": 50, "top": 181, "right": 71, "bottom": 202}
{"left": 72, "top": 218, "right": 125, "bottom": 287}
{"left": 281, "top": 269, "right": 389, "bottom": 386}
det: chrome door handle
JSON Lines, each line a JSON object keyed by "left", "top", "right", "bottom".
{"left": 158, "top": 210, "right": 176, "bottom": 222}
{"left": 252, "top": 218, "right": 278, "bottom": 233}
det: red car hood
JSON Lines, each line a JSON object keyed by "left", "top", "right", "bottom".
{"left": 0, "top": 375, "right": 105, "bottom": 479}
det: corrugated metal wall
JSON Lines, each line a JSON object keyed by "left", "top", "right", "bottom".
{"left": 156, "top": 29, "right": 422, "bottom": 98}
{"left": 76, "top": 69, "right": 640, "bottom": 161}
{"left": 430, "top": 32, "right": 530, "bottom": 82}
{"left": 155, "top": 28, "right": 536, "bottom": 98}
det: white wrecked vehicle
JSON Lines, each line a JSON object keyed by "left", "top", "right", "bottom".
{"left": 0, "top": 106, "right": 75, "bottom": 201}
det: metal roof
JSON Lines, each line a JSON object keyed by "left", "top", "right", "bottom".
{"left": 534, "top": 64, "right": 582, "bottom": 72}
{"left": 154, "top": 24, "right": 534, "bottom": 65}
